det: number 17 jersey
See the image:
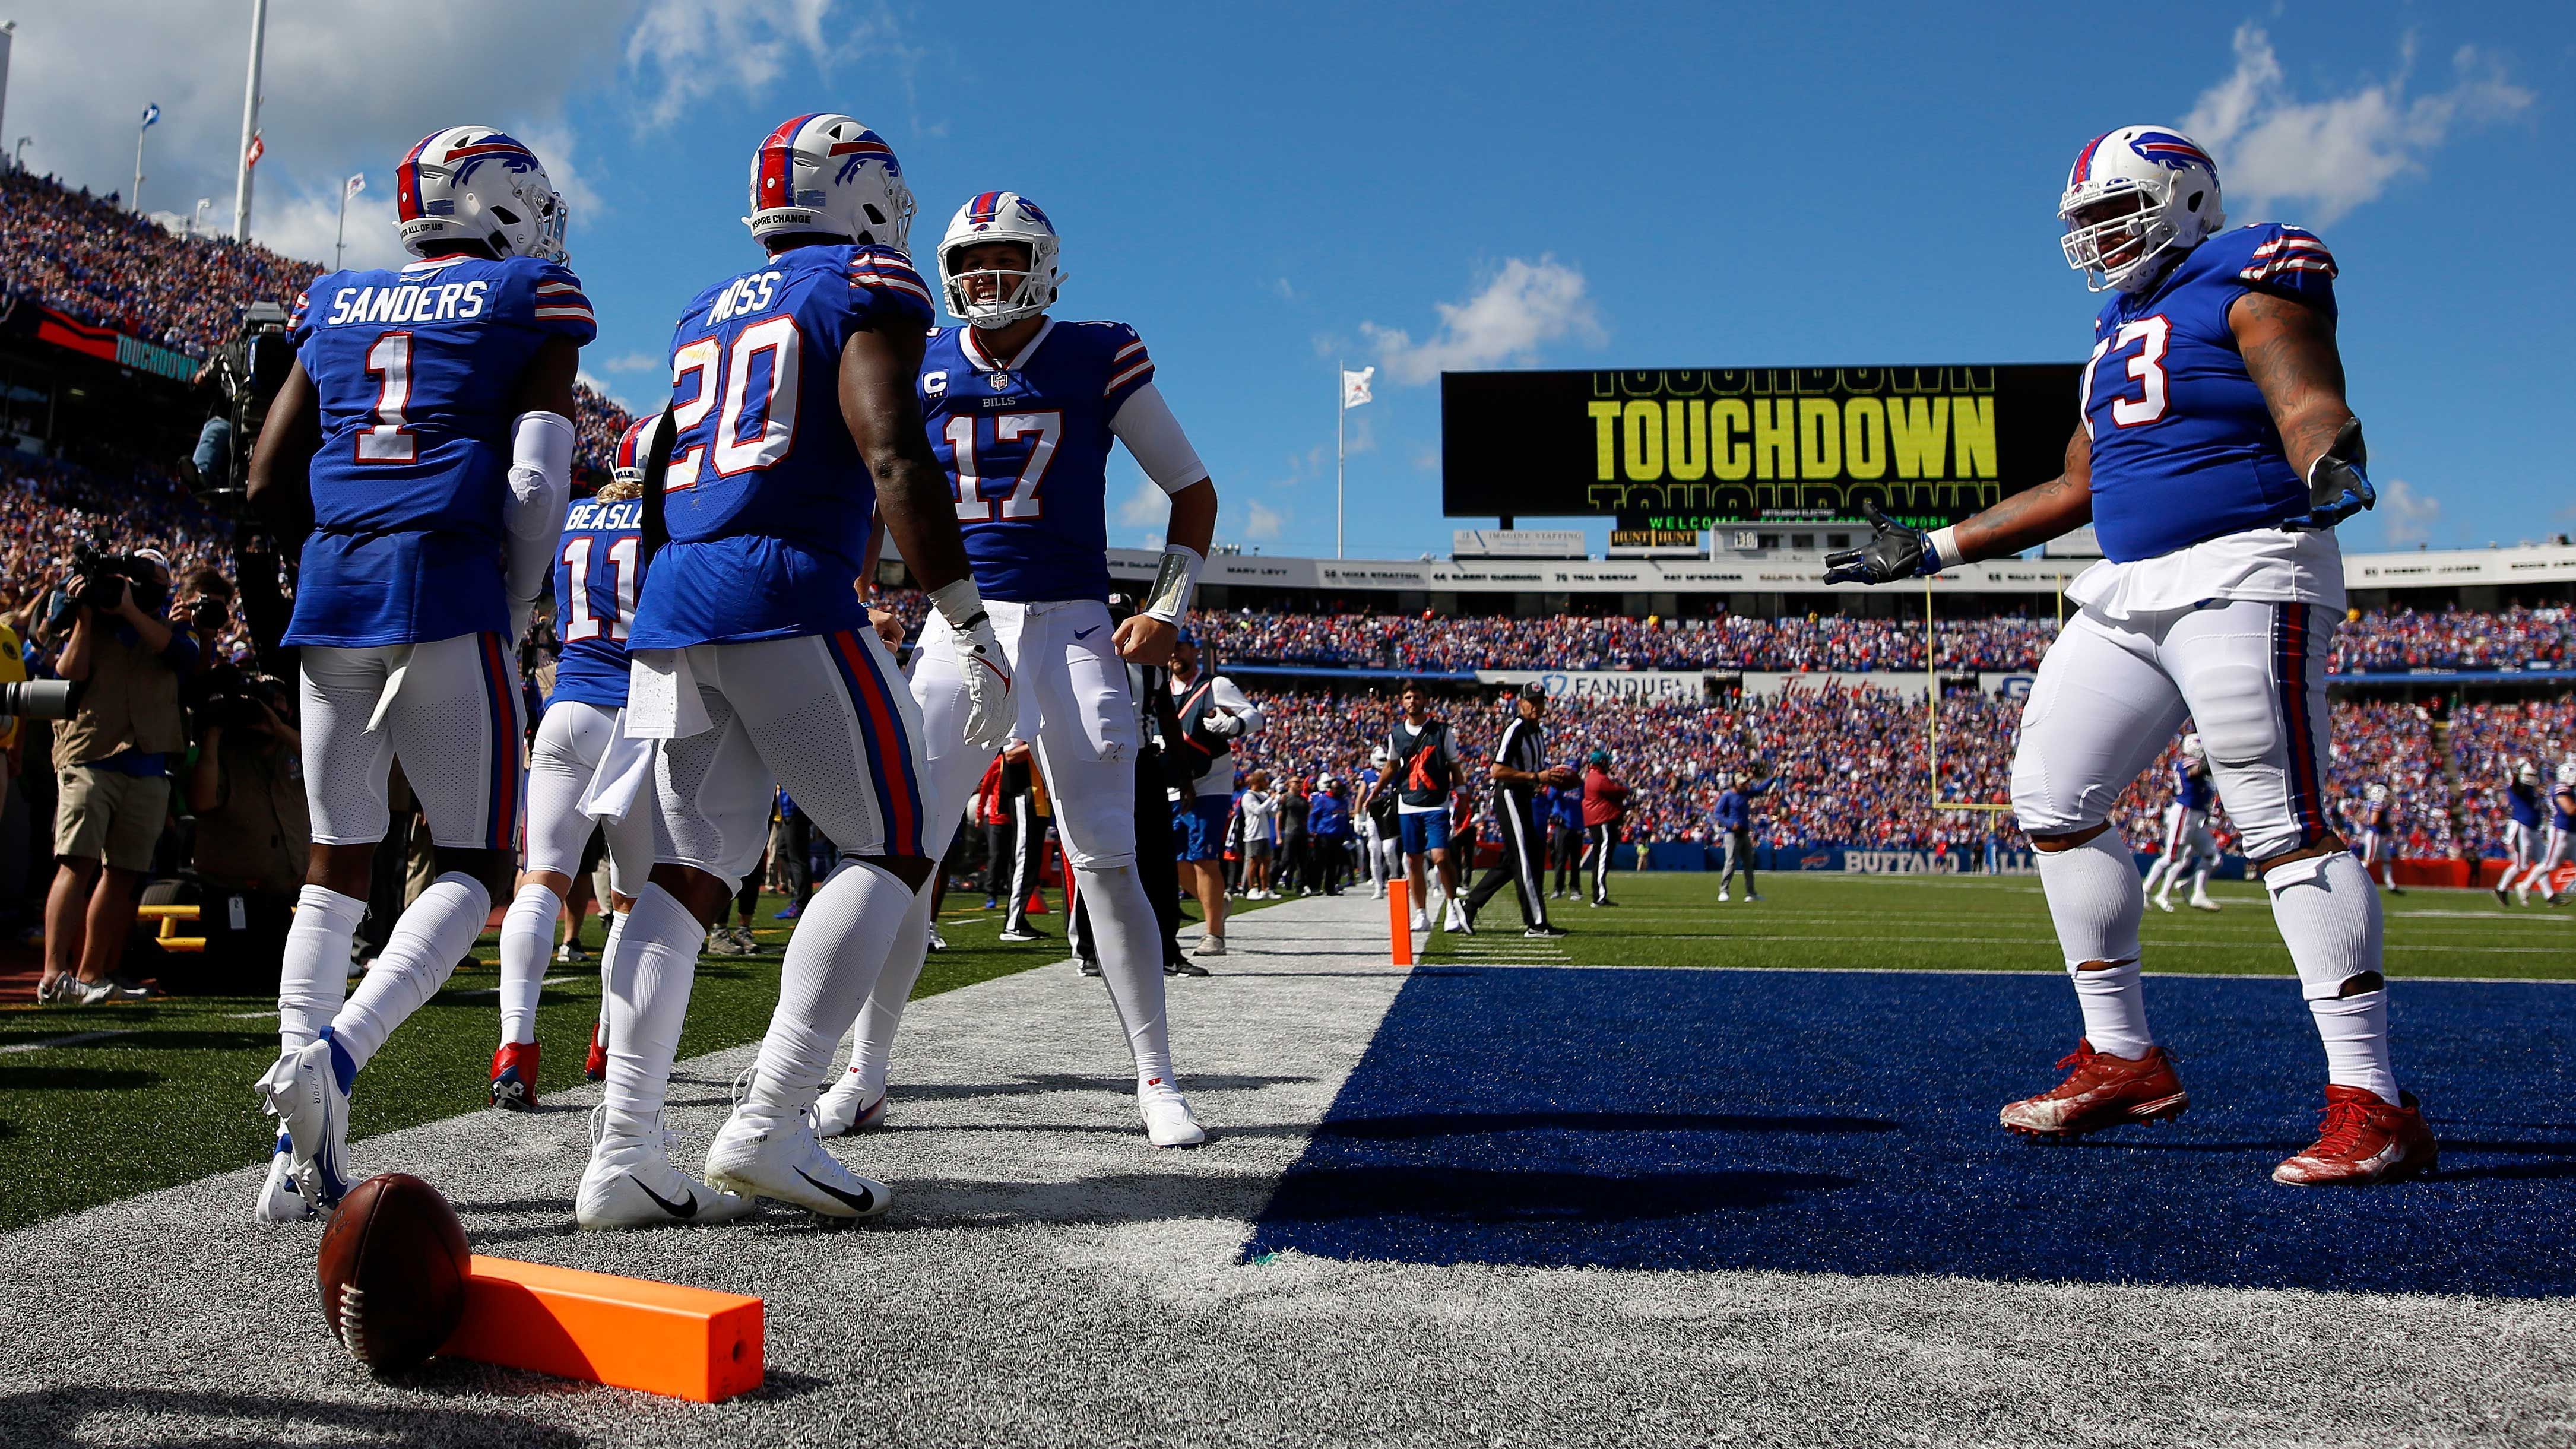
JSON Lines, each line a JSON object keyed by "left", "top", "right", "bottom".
{"left": 918, "top": 318, "right": 1159, "bottom": 604}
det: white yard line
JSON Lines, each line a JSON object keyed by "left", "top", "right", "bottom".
{"left": 0, "top": 1029, "right": 137, "bottom": 1053}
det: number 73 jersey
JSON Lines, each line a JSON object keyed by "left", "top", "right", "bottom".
{"left": 2078, "top": 222, "right": 2339, "bottom": 565}
{"left": 918, "top": 318, "right": 1159, "bottom": 604}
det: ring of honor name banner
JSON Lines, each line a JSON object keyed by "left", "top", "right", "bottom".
{"left": 1441, "top": 366, "right": 2081, "bottom": 529}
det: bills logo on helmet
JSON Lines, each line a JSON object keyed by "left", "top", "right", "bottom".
{"left": 2128, "top": 131, "right": 2214, "bottom": 170}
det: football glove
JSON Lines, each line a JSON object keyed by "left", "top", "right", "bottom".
{"left": 1202, "top": 710, "right": 1245, "bottom": 738}
{"left": 958, "top": 616, "right": 1016, "bottom": 752}
{"left": 2282, "top": 417, "right": 2374, "bottom": 531}
{"left": 1822, "top": 501, "right": 1944, "bottom": 585}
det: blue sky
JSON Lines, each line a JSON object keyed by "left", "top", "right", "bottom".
{"left": 14, "top": 1, "right": 2567, "bottom": 558}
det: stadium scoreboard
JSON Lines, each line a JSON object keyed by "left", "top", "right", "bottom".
{"left": 1442, "top": 365, "right": 2082, "bottom": 528}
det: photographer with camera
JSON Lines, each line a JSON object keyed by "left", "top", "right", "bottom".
{"left": 33, "top": 547, "right": 208, "bottom": 1005}
{"left": 185, "top": 657, "right": 308, "bottom": 976}
{"left": 184, "top": 302, "right": 295, "bottom": 499}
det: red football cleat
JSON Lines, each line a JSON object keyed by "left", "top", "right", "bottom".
{"left": 2000, "top": 1039, "right": 2189, "bottom": 1139}
{"left": 2272, "top": 1085, "right": 2438, "bottom": 1185}
{"left": 488, "top": 1041, "right": 540, "bottom": 1111}
{"left": 583, "top": 1019, "right": 607, "bottom": 1083}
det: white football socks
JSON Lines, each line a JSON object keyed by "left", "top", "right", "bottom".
{"left": 278, "top": 885, "right": 365, "bottom": 1054}
{"left": 600, "top": 883, "right": 704, "bottom": 1140}
{"left": 2263, "top": 851, "right": 2398, "bottom": 1103}
{"left": 328, "top": 872, "right": 490, "bottom": 1072}
{"left": 1079, "top": 863, "right": 1174, "bottom": 1085}
{"left": 739, "top": 860, "right": 914, "bottom": 1121}
{"left": 2069, "top": 961, "right": 2155, "bottom": 1059}
{"left": 2035, "top": 828, "right": 2150, "bottom": 1055}
{"left": 497, "top": 882, "right": 561, "bottom": 1047}
{"left": 839, "top": 876, "right": 936, "bottom": 1105}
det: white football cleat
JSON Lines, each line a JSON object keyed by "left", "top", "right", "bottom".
{"left": 2190, "top": 893, "right": 2221, "bottom": 912}
{"left": 814, "top": 1071, "right": 887, "bottom": 1137}
{"left": 251, "top": 1131, "right": 315, "bottom": 1223}
{"left": 1716, "top": 890, "right": 1730, "bottom": 902}
{"left": 261, "top": 1034, "right": 354, "bottom": 1210}
{"left": 926, "top": 923, "right": 948, "bottom": 952}
{"left": 2153, "top": 895, "right": 2175, "bottom": 913}
{"left": 1138, "top": 1079, "right": 1206, "bottom": 1147}
{"left": 578, "top": 1109, "right": 756, "bottom": 1231}
{"left": 1408, "top": 909, "right": 1428, "bottom": 931}
{"left": 704, "top": 1108, "right": 892, "bottom": 1221}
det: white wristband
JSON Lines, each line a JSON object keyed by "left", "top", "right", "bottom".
{"left": 929, "top": 578, "right": 987, "bottom": 631}
{"left": 1143, "top": 544, "right": 1205, "bottom": 624}
{"left": 1924, "top": 525, "right": 1962, "bottom": 573}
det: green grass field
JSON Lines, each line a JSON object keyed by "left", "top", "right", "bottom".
{"left": 1424, "top": 870, "right": 2574, "bottom": 980}
{"left": 1, "top": 888, "right": 1209, "bottom": 1233}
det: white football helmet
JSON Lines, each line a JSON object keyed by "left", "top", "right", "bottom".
{"left": 609, "top": 412, "right": 668, "bottom": 490}
{"left": 2181, "top": 733, "right": 2206, "bottom": 762}
{"left": 938, "top": 190, "right": 1063, "bottom": 329}
{"left": 745, "top": 113, "right": 915, "bottom": 252}
{"left": 395, "top": 126, "right": 569, "bottom": 262}
{"left": 2059, "top": 125, "right": 2226, "bottom": 294}
{"left": 2365, "top": 782, "right": 2389, "bottom": 805}
{"left": 2516, "top": 759, "right": 2540, "bottom": 784}
{"left": 2558, "top": 761, "right": 2576, "bottom": 787}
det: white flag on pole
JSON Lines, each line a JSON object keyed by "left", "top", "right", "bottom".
{"left": 344, "top": 172, "right": 366, "bottom": 198}
{"left": 1341, "top": 366, "right": 1374, "bottom": 410}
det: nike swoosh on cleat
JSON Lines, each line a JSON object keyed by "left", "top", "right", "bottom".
{"left": 633, "top": 1177, "right": 700, "bottom": 1220}
{"left": 1073, "top": 625, "right": 1101, "bottom": 639}
{"left": 796, "top": 1167, "right": 877, "bottom": 1215}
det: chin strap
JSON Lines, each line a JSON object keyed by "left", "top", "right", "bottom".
{"left": 1143, "top": 544, "right": 1205, "bottom": 624}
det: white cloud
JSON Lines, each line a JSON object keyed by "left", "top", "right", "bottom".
{"left": 625, "top": 0, "right": 914, "bottom": 129}
{"left": 1117, "top": 477, "right": 1167, "bottom": 529}
{"left": 578, "top": 370, "right": 638, "bottom": 413}
{"left": 598, "top": 352, "right": 670, "bottom": 373}
{"left": 1361, "top": 256, "right": 1605, "bottom": 386}
{"left": 2377, "top": 477, "right": 2441, "bottom": 547}
{"left": 2, "top": 1, "right": 635, "bottom": 264}
{"left": 2184, "top": 25, "right": 2533, "bottom": 225}
{"left": 1241, "top": 500, "right": 1286, "bottom": 543}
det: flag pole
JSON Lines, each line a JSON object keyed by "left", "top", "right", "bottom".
{"left": 335, "top": 182, "right": 348, "bottom": 270}
{"left": 131, "top": 119, "right": 146, "bottom": 213}
{"left": 1335, "top": 359, "right": 1345, "bottom": 560}
{"left": 233, "top": 0, "right": 267, "bottom": 240}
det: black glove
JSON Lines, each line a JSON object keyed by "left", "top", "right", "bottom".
{"left": 1823, "top": 501, "right": 1939, "bottom": 585}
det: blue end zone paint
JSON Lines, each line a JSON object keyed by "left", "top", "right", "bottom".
{"left": 1244, "top": 968, "right": 2576, "bottom": 1295}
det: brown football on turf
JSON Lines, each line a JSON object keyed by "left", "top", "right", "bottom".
{"left": 316, "top": 1172, "right": 472, "bottom": 1374}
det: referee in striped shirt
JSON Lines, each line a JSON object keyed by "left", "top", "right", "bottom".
{"left": 1462, "top": 691, "right": 1576, "bottom": 937}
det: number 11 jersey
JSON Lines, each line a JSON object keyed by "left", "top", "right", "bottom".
{"left": 917, "top": 318, "right": 1159, "bottom": 604}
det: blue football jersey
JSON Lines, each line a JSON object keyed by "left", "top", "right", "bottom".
{"left": 2365, "top": 798, "right": 2394, "bottom": 832}
{"left": 2508, "top": 781, "right": 2543, "bottom": 827}
{"left": 2555, "top": 788, "right": 2576, "bottom": 832}
{"left": 2080, "top": 224, "right": 2339, "bottom": 564}
{"left": 548, "top": 495, "right": 644, "bottom": 710}
{"left": 2173, "top": 759, "right": 2214, "bottom": 811}
{"left": 918, "top": 318, "right": 1160, "bottom": 603}
{"left": 284, "top": 255, "right": 595, "bottom": 646}
{"left": 629, "top": 243, "right": 936, "bottom": 649}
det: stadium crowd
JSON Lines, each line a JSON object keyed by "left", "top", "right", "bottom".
{"left": 1204, "top": 604, "right": 2576, "bottom": 677}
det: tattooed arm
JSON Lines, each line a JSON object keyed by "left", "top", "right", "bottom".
{"left": 2231, "top": 290, "right": 2353, "bottom": 479}
{"left": 1950, "top": 424, "right": 2094, "bottom": 562}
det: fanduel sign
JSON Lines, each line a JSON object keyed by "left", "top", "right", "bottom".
{"left": 1475, "top": 670, "right": 1709, "bottom": 702}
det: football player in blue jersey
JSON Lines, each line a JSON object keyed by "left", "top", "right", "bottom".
{"left": 574, "top": 115, "right": 1016, "bottom": 1229}
{"left": 245, "top": 127, "right": 591, "bottom": 1221}
{"left": 488, "top": 413, "right": 666, "bottom": 1113}
{"left": 815, "top": 189, "right": 1221, "bottom": 1148}
{"left": 2502, "top": 760, "right": 2573, "bottom": 906}
{"left": 1825, "top": 124, "right": 2434, "bottom": 1185}
{"left": 2138, "top": 732, "right": 2221, "bottom": 912}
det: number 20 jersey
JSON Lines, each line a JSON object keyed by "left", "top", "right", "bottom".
{"left": 2080, "top": 223, "right": 2339, "bottom": 565}
{"left": 628, "top": 242, "right": 936, "bottom": 649}
{"left": 917, "top": 318, "right": 1159, "bottom": 604}
{"left": 286, "top": 255, "right": 595, "bottom": 646}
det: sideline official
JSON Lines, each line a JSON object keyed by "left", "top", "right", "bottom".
{"left": 1462, "top": 690, "right": 1573, "bottom": 937}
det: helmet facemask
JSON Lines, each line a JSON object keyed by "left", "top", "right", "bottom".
{"left": 943, "top": 237, "right": 1055, "bottom": 329}
{"left": 2060, "top": 184, "right": 2177, "bottom": 294}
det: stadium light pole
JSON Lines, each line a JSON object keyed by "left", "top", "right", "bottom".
{"left": 0, "top": 23, "right": 15, "bottom": 172}
{"left": 232, "top": 0, "right": 267, "bottom": 241}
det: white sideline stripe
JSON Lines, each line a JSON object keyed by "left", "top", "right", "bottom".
{"left": 1688, "top": 908, "right": 2565, "bottom": 934}
{"left": 224, "top": 1010, "right": 277, "bottom": 1019}
{"left": 0, "top": 1029, "right": 136, "bottom": 1053}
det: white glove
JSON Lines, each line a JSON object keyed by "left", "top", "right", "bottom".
{"left": 958, "top": 614, "right": 1016, "bottom": 752}
{"left": 1203, "top": 709, "right": 1244, "bottom": 738}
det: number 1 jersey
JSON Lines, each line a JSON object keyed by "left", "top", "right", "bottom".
{"left": 628, "top": 242, "right": 936, "bottom": 649}
{"left": 918, "top": 318, "right": 1159, "bottom": 604}
{"left": 285, "top": 254, "right": 595, "bottom": 646}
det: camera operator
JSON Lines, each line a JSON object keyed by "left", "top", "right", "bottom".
{"left": 186, "top": 661, "right": 309, "bottom": 976}
{"left": 184, "top": 301, "right": 294, "bottom": 496}
{"left": 33, "top": 548, "right": 208, "bottom": 1005}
